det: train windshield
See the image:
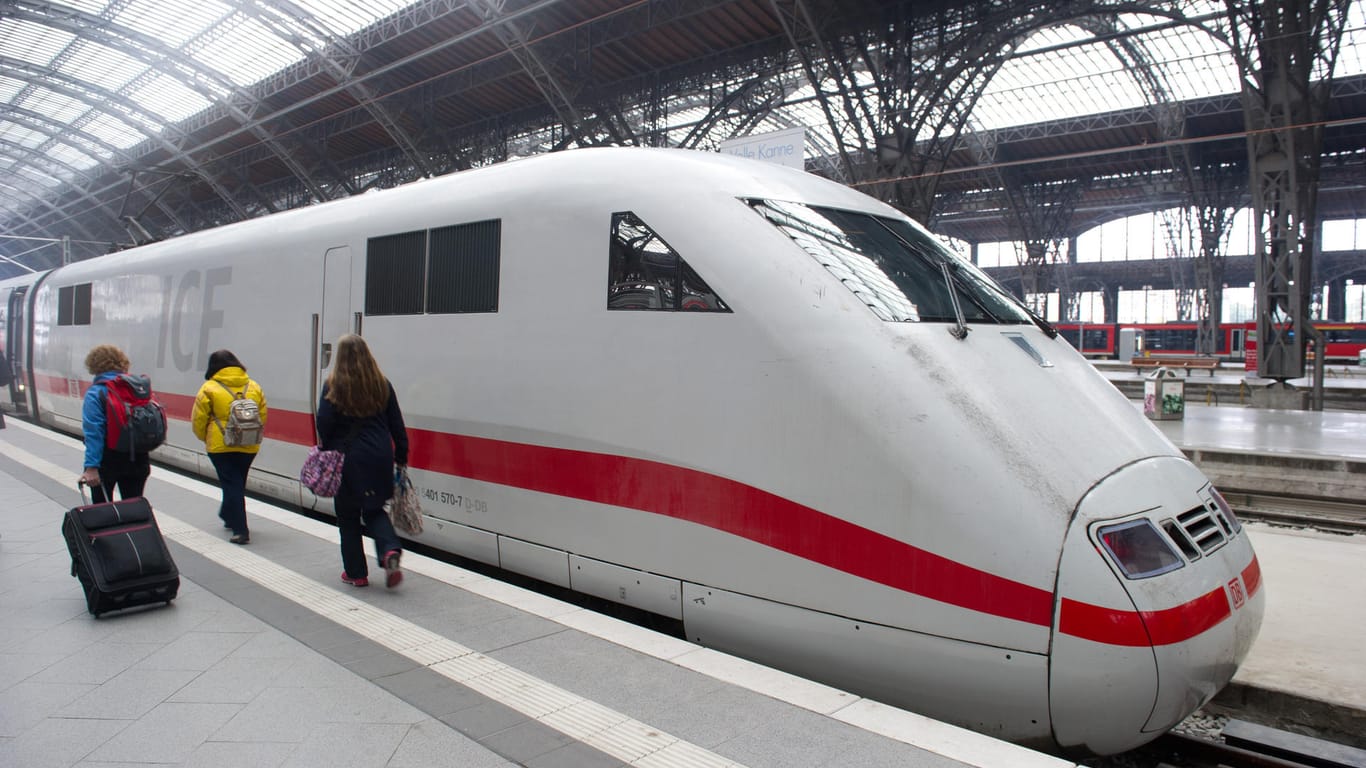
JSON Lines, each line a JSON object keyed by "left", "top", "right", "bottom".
{"left": 747, "top": 199, "right": 1032, "bottom": 324}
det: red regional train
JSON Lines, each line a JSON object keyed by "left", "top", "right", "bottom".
{"left": 1054, "top": 321, "right": 1366, "bottom": 361}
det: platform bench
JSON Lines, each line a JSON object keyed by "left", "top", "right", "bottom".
{"left": 1130, "top": 356, "right": 1220, "bottom": 376}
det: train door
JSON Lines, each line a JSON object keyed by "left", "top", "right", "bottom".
{"left": 1228, "top": 326, "right": 1246, "bottom": 359}
{"left": 312, "top": 246, "right": 353, "bottom": 421}
{"left": 4, "top": 287, "right": 29, "bottom": 413}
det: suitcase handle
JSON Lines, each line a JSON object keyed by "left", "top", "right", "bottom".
{"left": 77, "top": 479, "right": 90, "bottom": 506}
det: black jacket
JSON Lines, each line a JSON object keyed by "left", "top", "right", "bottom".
{"left": 316, "top": 380, "right": 409, "bottom": 509}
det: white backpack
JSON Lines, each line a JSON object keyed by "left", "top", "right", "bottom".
{"left": 213, "top": 381, "right": 263, "bottom": 446}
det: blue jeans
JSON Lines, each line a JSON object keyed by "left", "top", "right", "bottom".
{"left": 209, "top": 451, "right": 256, "bottom": 537}
{"left": 334, "top": 494, "right": 401, "bottom": 579}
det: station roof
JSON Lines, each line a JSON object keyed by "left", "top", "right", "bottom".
{"left": 1, "top": 0, "right": 1364, "bottom": 277}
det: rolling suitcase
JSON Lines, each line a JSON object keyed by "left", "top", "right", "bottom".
{"left": 62, "top": 484, "right": 179, "bottom": 617}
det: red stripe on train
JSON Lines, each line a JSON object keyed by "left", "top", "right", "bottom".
{"left": 34, "top": 372, "right": 1247, "bottom": 646}
{"left": 410, "top": 428, "right": 1056, "bottom": 627}
{"left": 1058, "top": 586, "right": 1232, "bottom": 647}
{"left": 33, "top": 372, "right": 317, "bottom": 445}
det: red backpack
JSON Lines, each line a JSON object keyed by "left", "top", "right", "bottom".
{"left": 103, "top": 374, "right": 167, "bottom": 458}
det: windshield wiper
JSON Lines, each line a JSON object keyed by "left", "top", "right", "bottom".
{"left": 1024, "top": 304, "right": 1059, "bottom": 338}
{"left": 939, "top": 262, "right": 969, "bottom": 340}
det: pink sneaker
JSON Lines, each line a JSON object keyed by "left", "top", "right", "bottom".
{"left": 383, "top": 550, "right": 403, "bottom": 589}
{"left": 341, "top": 572, "right": 369, "bottom": 587}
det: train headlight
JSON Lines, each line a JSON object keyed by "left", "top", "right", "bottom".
{"left": 1096, "top": 519, "right": 1184, "bottom": 579}
{"left": 1209, "top": 487, "right": 1242, "bottom": 533}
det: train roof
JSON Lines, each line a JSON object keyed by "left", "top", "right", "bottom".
{"left": 36, "top": 147, "right": 915, "bottom": 284}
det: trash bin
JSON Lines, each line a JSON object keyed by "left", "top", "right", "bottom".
{"left": 1143, "top": 367, "right": 1185, "bottom": 421}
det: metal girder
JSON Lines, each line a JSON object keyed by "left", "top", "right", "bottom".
{"left": 239, "top": 0, "right": 435, "bottom": 181}
{"left": 1224, "top": 0, "right": 1352, "bottom": 384}
{"left": 0, "top": 56, "right": 248, "bottom": 234}
{"left": 2, "top": 84, "right": 196, "bottom": 235}
{"left": 859, "top": 3, "right": 1020, "bottom": 223}
{"left": 116, "top": 0, "right": 572, "bottom": 211}
{"left": 674, "top": 75, "right": 789, "bottom": 149}
{"left": 466, "top": 0, "right": 597, "bottom": 146}
{"left": 0, "top": 134, "right": 121, "bottom": 217}
{"left": 767, "top": 0, "right": 870, "bottom": 183}
{"left": 0, "top": 180, "right": 101, "bottom": 251}
{"left": 177, "top": 0, "right": 469, "bottom": 126}
{"left": 1, "top": 104, "right": 128, "bottom": 166}
{"left": 1002, "top": 174, "right": 1090, "bottom": 314}
{"left": 0, "top": 140, "right": 132, "bottom": 232}
{"left": 7, "top": 1, "right": 327, "bottom": 209}
{"left": 1080, "top": 13, "right": 1228, "bottom": 350}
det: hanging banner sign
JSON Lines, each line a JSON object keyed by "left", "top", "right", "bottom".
{"left": 718, "top": 128, "right": 807, "bottom": 170}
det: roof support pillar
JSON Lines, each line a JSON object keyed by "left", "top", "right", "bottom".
{"left": 1228, "top": 0, "right": 1351, "bottom": 389}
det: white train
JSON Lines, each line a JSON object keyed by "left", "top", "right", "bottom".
{"left": 0, "top": 148, "right": 1263, "bottom": 756}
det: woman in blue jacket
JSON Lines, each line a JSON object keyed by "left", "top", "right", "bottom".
{"left": 316, "top": 334, "right": 409, "bottom": 588}
{"left": 78, "top": 344, "right": 151, "bottom": 503}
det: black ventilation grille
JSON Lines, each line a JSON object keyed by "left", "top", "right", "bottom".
{"left": 1177, "top": 505, "right": 1228, "bottom": 554}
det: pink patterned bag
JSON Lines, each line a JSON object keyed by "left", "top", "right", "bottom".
{"left": 299, "top": 446, "right": 344, "bottom": 497}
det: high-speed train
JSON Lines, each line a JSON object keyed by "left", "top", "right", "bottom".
{"left": 0, "top": 147, "right": 1262, "bottom": 756}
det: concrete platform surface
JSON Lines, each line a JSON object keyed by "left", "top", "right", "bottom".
{"left": 0, "top": 418, "right": 1071, "bottom": 768}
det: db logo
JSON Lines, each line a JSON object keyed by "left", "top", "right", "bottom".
{"left": 1227, "top": 577, "right": 1246, "bottom": 609}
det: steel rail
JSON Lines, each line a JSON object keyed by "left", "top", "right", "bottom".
{"left": 1225, "top": 491, "right": 1366, "bottom": 535}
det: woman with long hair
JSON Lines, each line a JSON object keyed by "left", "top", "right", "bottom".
{"left": 316, "top": 334, "right": 409, "bottom": 587}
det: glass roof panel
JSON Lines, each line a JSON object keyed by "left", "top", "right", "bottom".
{"left": 61, "top": 41, "right": 145, "bottom": 93}
{"left": 48, "top": 144, "right": 98, "bottom": 173}
{"left": 5, "top": 125, "right": 46, "bottom": 150}
{"left": 975, "top": 24, "right": 1149, "bottom": 130}
{"left": 1341, "top": 3, "right": 1366, "bottom": 77}
{"left": 297, "top": 0, "right": 414, "bottom": 35}
{"left": 30, "top": 93, "right": 86, "bottom": 125}
{"left": 59, "top": 0, "right": 114, "bottom": 14}
{"left": 82, "top": 112, "right": 150, "bottom": 148}
{"left": 12, "top": 165, "right": 62, "bottom": 188}
{"left": 127, "top": 73, "right": 215, "bottom": 122}
{"left": 119, "top": 0, "right": 232, "bottom": 50}
{"left": 190, "top": 13, "right": 304, "bottom": 86}
{"left": 0, "top": 75, "right": 23, "bottom": 102}
{"left": 0, "top": 18, "right": 75, "bottom": 65}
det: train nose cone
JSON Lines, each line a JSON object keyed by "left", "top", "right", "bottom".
{"left": 1050, "top": 456, "right": 1265, "bottom": 755}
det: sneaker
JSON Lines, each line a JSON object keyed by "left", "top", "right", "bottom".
{"left": 229, "top": 534, "right": 249, "bottom": 545}
{"left": 341, "top": 572, "right": 369, "bottom": 587}
{"left": 383, "top": 550, "right": 403, "bottom": 589}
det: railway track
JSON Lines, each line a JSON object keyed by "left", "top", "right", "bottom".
{"left": 1088, "top": 719, "right": 1366, "bottom": 768}
{"left": 1143, "top": 727, "right": 1366, "bottom": 768}
{"left": 1224, "top": 491, "right": 1366, "bottom": 535}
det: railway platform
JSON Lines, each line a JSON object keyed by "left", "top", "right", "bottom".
{"left": 1094, "top": 358, "right": 1366, "bottom": 412}
{"left": 3, "top": 407, "right": 1364, "bottom": 765}
{"left": 0, "top": 418, "right": 1071, "bottom": 768}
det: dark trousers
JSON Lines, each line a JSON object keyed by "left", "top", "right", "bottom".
{"left": 90, "top": 452, "right": 151, "bottom": 504}
{"left": 209, "top": 451, "right": 256, "bottom": 536}
{"left": 334, "top": 494, "right": 401, "bottom": 579}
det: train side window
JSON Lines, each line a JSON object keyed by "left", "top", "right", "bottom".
{"left": 608, "top": 212, "right": 729, "bottom": 312}
{"left": 427, "top": 219, "right": 500, "bottom": 314}
{"left": 57, "top": 283, "right": 92, "bottom": 326}
{"left": 74, "top": 283, "right": 92, "bottom": 325}
{"left": 366, "top": 231, "right": 427, "bottom": 316}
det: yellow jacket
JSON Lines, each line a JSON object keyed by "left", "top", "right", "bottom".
{"left": 192, "top": 367, "right": 268, "bottom": 454}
